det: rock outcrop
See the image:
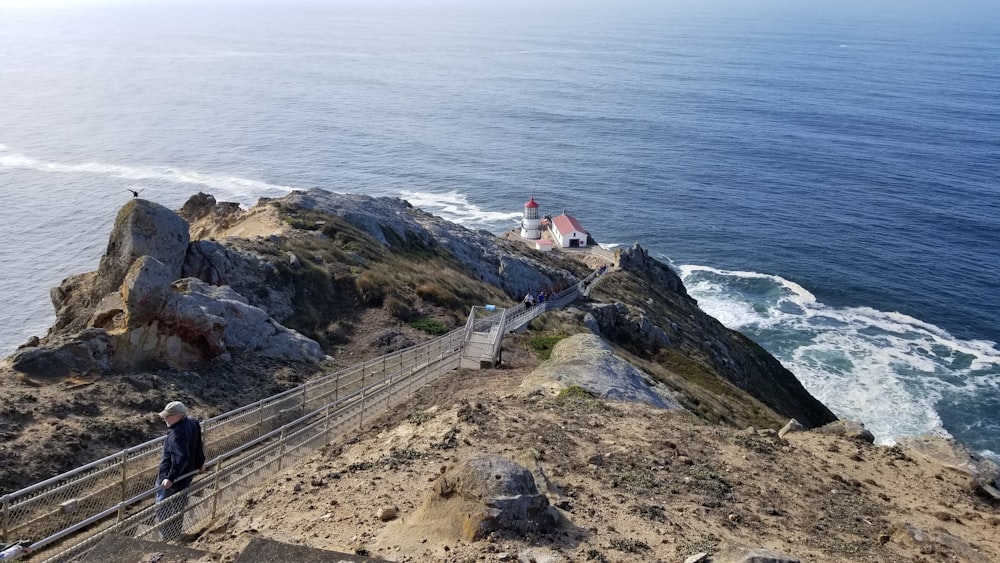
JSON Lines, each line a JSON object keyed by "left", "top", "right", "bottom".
{"left": 285, "top": 190, "right": 580, "bottom": 300}
{"left": 519, "top": 333, "right": 680, "bottom": 409}
{"left": 10, "top": 198, "right": 323, "bottom": 377}
{"left": 401, "top": 455, "right": 558, "bottom": 542}
{"left": 586, "top": 243, "right": 838, "bottom": 429}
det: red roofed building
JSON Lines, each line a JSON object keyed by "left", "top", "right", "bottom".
{"left": 550, "top": 213, "right": 588, "bottom": 248}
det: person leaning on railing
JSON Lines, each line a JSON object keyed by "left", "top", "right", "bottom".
{"left": 155, "top": 401, "right": 206, "bottom": 540}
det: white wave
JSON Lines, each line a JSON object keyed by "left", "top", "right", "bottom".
{"left": 678, "top": 263, "right": 1000, "bottom": 446}
{"left": 598, "top": 242, "right": 622, "bottom": 250}
{"left": 679, "top": 264, "right": 818, "bottom": 307}
{"left": 400, "top": 190, "right": 523, "bottom": 227}
{"left": 0, "top": 150, "right": 295, "bottom": 205}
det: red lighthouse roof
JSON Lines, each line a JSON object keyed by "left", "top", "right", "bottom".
{"left": 524, "top": 197, "right": 539, "bottom": 208}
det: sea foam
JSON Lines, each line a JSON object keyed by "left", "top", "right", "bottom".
{"left": 0, "top": 149, "right": 295, "bottom": 207}
{"left": 678, "top": 264, "right": 1000, "bottom": 451}
{"left": 401, "top": 190, "right": 523, "bottom": 228}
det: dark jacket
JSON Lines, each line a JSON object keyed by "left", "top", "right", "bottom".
{"left": 157, "top": 416, "right": 205, "bottom": 491}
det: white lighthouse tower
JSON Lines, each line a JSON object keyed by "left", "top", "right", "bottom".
{"left": 520, "top": 196, "right": 541, "bottom": 239}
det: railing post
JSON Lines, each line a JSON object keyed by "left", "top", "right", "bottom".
{"left": 258, "top": 404, "right": 265, "bottom": 438}
{"left": 210, "top": 458, "right": 223, "bottom": 521}
{"left": 2, "top": 493, "right": 9, "bottom": 544}
{"left": 359, "top": 362, "right": 367, "bottom": 431}
{"left": 277, "top": 427, "right": 287, "bottom": 472}
{"left": 117, "top": 451, "right": 127, "bottom": 523}
{"left": 324, "top": 404, "right": 331, "bottom": 446}
{"left": 383, "top": 355, "right": 390, "bottom": 412}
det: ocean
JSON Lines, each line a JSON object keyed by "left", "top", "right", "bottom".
{"left": 1, "top": 0, "right": 998, "bottom": 460}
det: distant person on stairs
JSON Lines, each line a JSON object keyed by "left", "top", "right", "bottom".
{"left": 155, "top": 401, "right": 205, "bottom": 540}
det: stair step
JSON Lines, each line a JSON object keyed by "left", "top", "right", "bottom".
{"left": 234, "top": 536, "right": 387, "bottom": 562}
{"left": 80, "top": 535, "right": 216, "bottom": 562}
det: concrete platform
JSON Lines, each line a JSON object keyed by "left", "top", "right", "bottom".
{"left": 80, "top": 534, "right": 216, "bottom": 562}
{"left": 233, "top": 536, "right": 386, "bottom": 562}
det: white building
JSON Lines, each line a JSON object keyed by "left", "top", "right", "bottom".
{"left": 550, "top": 213, "right": 588, "bottom": 248}
{"left": 520, "top": 197, "right": 541, "bottom": 239}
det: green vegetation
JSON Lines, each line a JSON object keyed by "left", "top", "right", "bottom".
{"left": 610, "top": 465, "right": 658, "bottom": 493}
{"left": 731, "top": 433, "right": 777, "bottom": 455}
{"left": 610, "top": 538, "right": 651, "bottom": 553}
{"left": 554, "top": 385, "right": 618, "bottom": 415}
{"left": 408, "top": 317, "right": 450, "bottom": 335}
{"left": 629, "top": 503, "right": 667, "bottom": 522}
{"left": 407, "top": 411, "right": 435, "bottom": 425}
{"left": 585, "top": 550, "right": 609, "bottom": 562}
{"left": 528, "top": 333, "right": 567, "bottom": 360}
{"left": 556, "top": 385, "right": 593, "bottom": 399}
{"left": 262, "top": 205, "right": 513, "bottom": 351}
{"left": 687, "top": 467, "right": 732, "bottom": 498}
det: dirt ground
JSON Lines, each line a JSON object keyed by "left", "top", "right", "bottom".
{"left": 181, "top": 335, "right": 1000, "bottom": 563}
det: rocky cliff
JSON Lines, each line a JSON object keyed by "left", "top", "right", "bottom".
{"left": 2, "top": 188, "right": 840, "bottom": 491}
{"left": 9, "top": 189, "right": 833, "bottom": 428}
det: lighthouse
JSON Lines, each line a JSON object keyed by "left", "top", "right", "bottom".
{"left": 520, "top": 196, "right": 541, "bottom": 239}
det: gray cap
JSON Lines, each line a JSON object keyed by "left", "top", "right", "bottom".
{"left": 159, "top": 401, "right": 188, "bottom": 419}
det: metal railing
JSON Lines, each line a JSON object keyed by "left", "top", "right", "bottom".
{"left": 1, "top": 270, "right": 599, "bottom": 562}
{"left": 2, "top": 327, "right": 464, "bottom": 562}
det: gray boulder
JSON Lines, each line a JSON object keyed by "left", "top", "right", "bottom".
{"left": 114, "top": 277, "right": 324, "bottom": 368}
{"left": 9, "top": 328, "right": 113, "bottom": 378}
{"left": 181, "top": 240, "right": 294, "bottom": 321}
{"left": 817, "top": 420, "right": 876, "bottom": 444}
{"left": 434, "top": 455, "right": 557, "bottom": 541}
{"left": 519, "top": 333, "right": 679, "bottom": 409}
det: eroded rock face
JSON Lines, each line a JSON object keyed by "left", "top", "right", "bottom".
{"left": 434, "top": 455, "right": 557, "bottom": 541}
{"left": 11, "top": 197, "right": 323, "bottom": 377}
{"left": 50, "top": 200, "right": 190, "bottom": 336}
{"left": 587, "top": 243, "right": 838, "bottom": 430}
{"left": 286, "top": 189, "right": 580, "bottom": 301}
{"left": 114, "top": 277, "right": 324, "bottom": 369}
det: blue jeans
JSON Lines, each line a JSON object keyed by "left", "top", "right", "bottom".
{"left": 154, "top": 485, "right": 189, "bottom": 540}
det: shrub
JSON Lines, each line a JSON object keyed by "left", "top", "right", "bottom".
{"left": 610, "top": 538, "right": 650, "bottom": 553}
{"left": 409, "top": 317, "right": 449, "bottom": 335}
{"left": 415, "top": 282, "right": 461, "bottom": 308}
{"left": 528, "top": 334, "right": 566, "bottom": 360}
{"left": 355, "top": 272, "right": 387, "bottom": 305}
{"left": 556, "top": 385, "right": 593, "bottom": 399}
{"left": 384, "top": 296, "right": 414, "bottom": 321}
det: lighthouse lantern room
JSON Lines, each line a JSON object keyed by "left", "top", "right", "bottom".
{"left": 520, "top": 196, "right": 541, "bottom": 239}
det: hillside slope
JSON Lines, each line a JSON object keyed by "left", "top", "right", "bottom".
{"left": 4, "top": 189, "right": 992, "bottom": 563}
{"left": 187, "top": 330, "right": 1000, "bottom": 562}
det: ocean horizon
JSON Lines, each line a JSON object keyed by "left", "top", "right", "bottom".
{"left": 1, "top": 0, "right": 998, "bottom": 460}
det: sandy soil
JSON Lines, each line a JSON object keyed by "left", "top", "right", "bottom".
{"left": 184, "top": 335, "right": 1000, "bottom": 563}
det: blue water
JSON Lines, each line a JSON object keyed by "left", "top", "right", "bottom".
{"left": 1, "top": 1, "right": 998, "bottom": 460}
